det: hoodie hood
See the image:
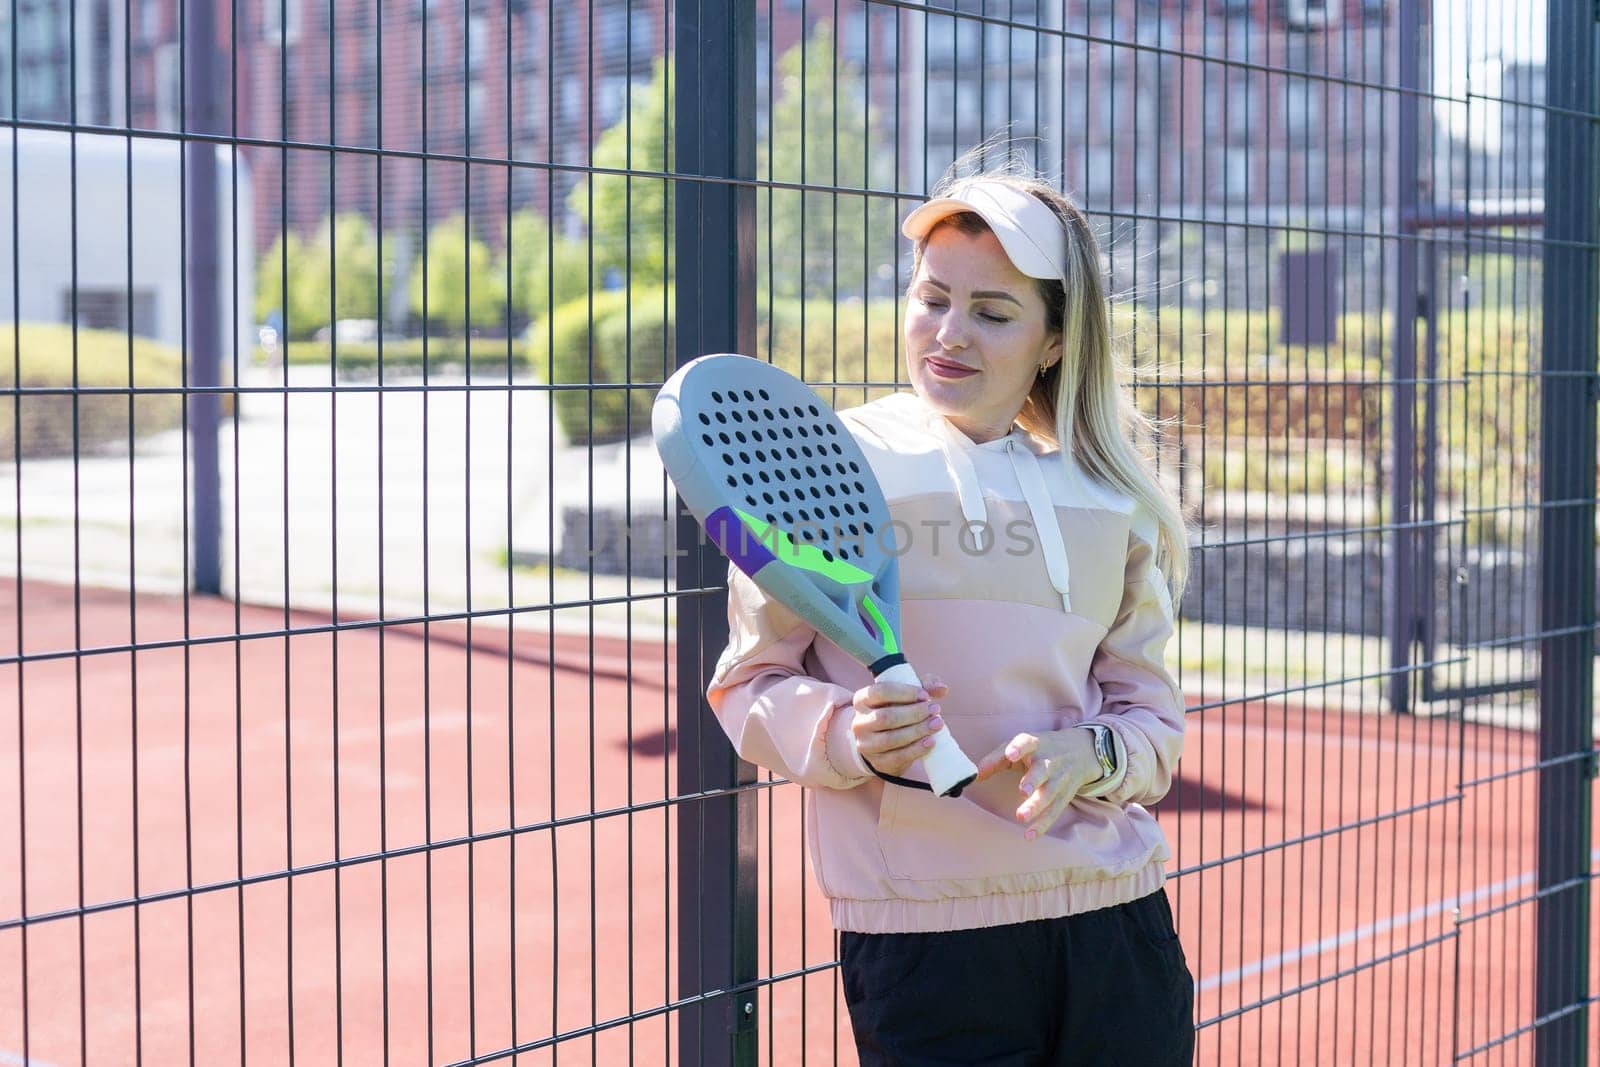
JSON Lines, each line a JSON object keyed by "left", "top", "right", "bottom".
{"left": 839, "top": 391, "right": 1128, "bottom": 615}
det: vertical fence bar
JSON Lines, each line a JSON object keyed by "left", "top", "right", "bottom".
{"left": 673, "top": 0, "right": 758, "bottom": 1063}
{"left": 1536, "top": 2, "right": 1598, "bottom": 1063}
{"left": 1389, "top": 0, "right": 1422, "bottom": 715}
{"left": 183, "top": 0, "right": 221, "bottom": 595}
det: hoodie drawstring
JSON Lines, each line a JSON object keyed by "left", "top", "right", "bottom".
{"left": 1006, "top": 439, "right": 1073, "bottom": 614}
{"left": 931, "top": 421, "right": 1072, "bottom": 613}
{"left": 935, "top": 422, "right": 992, "bottom": 551}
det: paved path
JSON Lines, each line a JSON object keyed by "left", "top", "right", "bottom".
{"left": 0, "top": 364, "right": 672, "bottom": 627}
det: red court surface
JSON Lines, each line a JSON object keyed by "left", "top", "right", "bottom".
{"left": 1, "top": 578, "right": 1596, "bottom": 1065}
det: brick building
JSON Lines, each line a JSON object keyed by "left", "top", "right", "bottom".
{"left": 4, "top": 0, "right": 1426, "bottom": 320}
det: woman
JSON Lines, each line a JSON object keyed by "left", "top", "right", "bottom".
{"left": 706, "top": 159, "right": 1195, "bottom": 1064}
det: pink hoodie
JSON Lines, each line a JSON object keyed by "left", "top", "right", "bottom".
{"left": 705, "top": 391, "right": 1185, "bottom": 934}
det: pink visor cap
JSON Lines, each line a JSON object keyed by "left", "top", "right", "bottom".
{"left": 900, "top": 179, "right": 1069, "bottom": 283}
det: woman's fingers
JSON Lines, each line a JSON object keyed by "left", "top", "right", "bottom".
{"left": 976, "top": 729, "right": 1088, "bottom": 836}
{"left": 852, "top": 677, "right": 947, "bottom": 711}
{"left": 860, "top": 713, "right": 944, "bottom": 757}
{"left": 850, "top": 679, "right": 950, "bottom": 777}
{"left": 853, "top": 695, "right": 937, "bottom": 735}
{"left": 854, "top": 681, "right": 925, "bottom": 709}
{"left": 865, "top": 737, "right": 941, "bottom": 776}
{"left": 1013, "top": 730, "right": 1101, "bottom": 836}
{"left": 1017, "top": 768, "right": 1054, "bottom": 819}
{"left": 1022, "top": 786, "right": 1075, "bottom": 839}
{"left": 1017, "top": 750, "right": 1056, "bottom": 796}
{"left": 1006, "top": 733, "right": 1040, "bottom": 764}
{"left": 975, "top": 732, "right": 1038, "bottom": 782}
{"left": 855, "top": 703, "right": 944, "bottom": 776}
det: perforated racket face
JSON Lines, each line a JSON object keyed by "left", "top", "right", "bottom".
{"left": 660, "top": 354, "right": 894, "bottom": 574}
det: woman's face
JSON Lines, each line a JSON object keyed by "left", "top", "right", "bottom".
{"left": 904, "top": 224, "right": 1061, "bottom": 444}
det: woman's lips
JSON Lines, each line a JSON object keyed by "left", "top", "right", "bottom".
{"left": 925, "top": 356, "right": 978, "bottom": 379}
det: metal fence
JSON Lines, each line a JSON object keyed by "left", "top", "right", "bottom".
{"left": 2, "top": 0, "right": 1597, "bottom": 1064}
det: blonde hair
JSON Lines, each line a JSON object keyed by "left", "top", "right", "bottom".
{"left": 909, "top": 154, "right": 1190, "bottom": 599}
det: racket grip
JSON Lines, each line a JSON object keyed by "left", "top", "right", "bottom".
{"left": 874, "top": 663, "right": 979, "bottom": 798}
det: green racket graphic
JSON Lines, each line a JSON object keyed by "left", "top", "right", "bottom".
{"left": 653, "top": 353, "right": 979, "bottom": 797}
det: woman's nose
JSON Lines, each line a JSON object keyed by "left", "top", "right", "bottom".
{"left": 935, "top": 316, "right": 968, "bottom": 350}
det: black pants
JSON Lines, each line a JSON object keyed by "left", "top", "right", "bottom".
{"left": 840, "top": 889, "right": 1195, "bottom": 1066}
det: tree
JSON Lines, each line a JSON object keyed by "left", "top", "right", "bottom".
{"left": 761, "top": 22, "right": 898, "bottom": 301}
{"left": 408, "top": 215, "right": 507, "bottom": 333}
{"left": 256, "top": 230, "right": 317, "bottom": 338}
{"left": 568, "top": 55, "right": 672, "bottom": 289}
{"left": 254, "top": 213, "right": 383, "bottom": 339}
{"left": 322, "top": 213, "right": 382, "bottom": 323}
{"left": 504, "top": 209, "right": 592, "bottom": 323}
{"left": 558, "top": 30, "right": 896, "bottom": 301}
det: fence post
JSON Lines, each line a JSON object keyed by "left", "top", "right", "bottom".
{"left": 673, "top": 0, "right": 759, "bottom": 1063}
{"left": 1537, "top": 1, "right": 1598, "bottom": 1063}
{"left": 1388, "top": 0, "right": 1423, "bottom": 715}
{"left": 184, "top": 0, "right": 222, "bottom": 595}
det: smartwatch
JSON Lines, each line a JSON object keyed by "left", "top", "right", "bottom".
{"left": 1078, "top": 722, "right": 1118, "bottom": 783}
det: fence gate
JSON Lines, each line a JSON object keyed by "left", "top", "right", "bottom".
{"left": 1, "top": 0, "right": 1596, "bottom": 1064}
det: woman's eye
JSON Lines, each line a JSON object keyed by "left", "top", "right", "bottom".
{"left": 919, "top": 297, "right": 948, "bottom": 310}
{"left": 979, "top": 312, "right": 1011, "bottom": 324}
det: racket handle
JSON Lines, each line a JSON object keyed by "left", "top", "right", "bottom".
{"left": 874, "top": 663, "right": 979, "bottom": 798}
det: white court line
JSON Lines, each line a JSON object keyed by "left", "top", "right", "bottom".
{"left": 1198, "top": 848, "right": 1600, "bottom": 993}
{"left": 0, "top": 1052, "right": 60, "bottom": 1067}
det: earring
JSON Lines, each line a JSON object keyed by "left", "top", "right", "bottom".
{"left": 1037, "top": 362, "right": 1051, "bottom": 377}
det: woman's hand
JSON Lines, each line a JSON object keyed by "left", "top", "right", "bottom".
{"left": 850, "top": 676, "right": 950, "bottom": 778}
{"left": 975, "top": 729, "right": 1102, "bottom": 839}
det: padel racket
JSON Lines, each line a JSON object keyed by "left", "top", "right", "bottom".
{"left": 653, "top": 352, "right": 979, "bottom": 797}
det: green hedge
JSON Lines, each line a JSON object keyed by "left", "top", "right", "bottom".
{"left": 279, "top": 335, "right": 528, "bottom": 372}
{"left": 758, "top": 297, "right": 903, "bottom": 403}
{"left": 525, "top": 287, "right": 674, "bottom": 446}
{"left": 273, "top": 291, "right": 1543, "bottom": 545}
{"left": 525, "top": 290, "right": 905, "bottom": 445}
{"left": 0, "top": 324, "right": 184, "bottom": 460}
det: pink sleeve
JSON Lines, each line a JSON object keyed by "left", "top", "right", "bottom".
{"left": 1087, "top": 521, "right": 1186, "bottom": 807}
{"left": 704, "top": 565, "right": 874, "bottom": 790}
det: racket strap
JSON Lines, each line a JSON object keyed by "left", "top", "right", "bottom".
{"left": 862, "top": 757, "right": 935, "bottom": 793}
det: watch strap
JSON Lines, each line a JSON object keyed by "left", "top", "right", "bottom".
{"left": 1077, "top": 722, "right": 1119, "bottom": 792}
{"left": 1089, "top": 723, "right": 1118, "bottom": 778}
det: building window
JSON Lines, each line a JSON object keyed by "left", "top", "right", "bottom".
{"left": 1086, "top": 144, "right": 1113, "bottom": 204}
{"left": 1204, "top": 72, "right": 1252, "bottom": 146}
{"left": 6, "top": 3, "right": 71, "bottom": 119}
{"left": 154, "top": 42, "right": 180, "bottom": 130}
{"left": 469, "top": 79, "right": 488, "bottom": 130}
{"left": 523, "top": 13, "right": 545, "bottom": 67}
{"left": 468, "top": 14, "right": 488, "bottom": 74}
{"left": 558, "top": 79, "right": 583, "bottom": 127}
{"left": 596, "top": 75, "right": 629, "bottom": 130}
{"left": 954, "top": 16, "right": 980, "bottom": 68}
{"left": 1221, "top": 146, "right": 1250, "bottom": 202}
{"left": 925, "top": 15, "right": 953, "bottom": 70}
{"left": 140, "top": 1, "right": 163, "bottom": 43}
{"left": 67, "top": 288, "right": 160, "bottom": 338}
{"left": 597, "top": 3, "right": 629, "bottom": 67}
{"left": 1283, "top": 77, "right": 1319, "bottom": 147}
{"left": 630, "top": 8, "right": 655, "bottom": 71}
{"left": 842, "top": 10, "right": 868, "bottom": 64}
{"left": 261, "top": 0, "right": 302, "bottom": 45}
